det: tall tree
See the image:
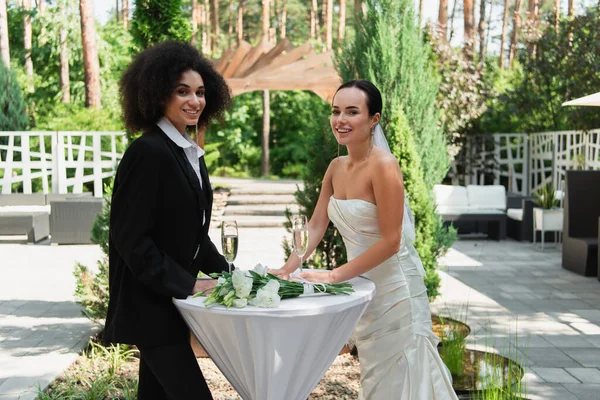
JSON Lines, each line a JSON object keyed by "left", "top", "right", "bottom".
{"left": 24, "top": 0, "right": 34, "bottom": 92}
{"left": 280, "top": 0, "right": 287, "bottom": 39}
{"left": 310, "top": 0, "right": 319, "bottom": 40}
{"left": 527, "top": 0, "right": 540, "bottom": 57}
{"left": 325, "top": 0, "right": 332, "bottom": 49}
{"left": 261, "top": 0, "right": 270, "bottom": 176}
{"left": 79, "top": 0, "right": 101, "bottom": 108}
{"left": 500, "top": 0, "right": 510, "bottom": 68}
{"left": 39, "top": 0, "right": 46, "bottom": 45}
{"left": 59, "top": 0, "right": 70, "bottom": 103}
{"left": 554, "top": 0, "right": 560, "bottom": 37}
{"left": 211, "top": 0, "right": 219, "bottom": 53}
{"left": 122, "top": 0, "right": 129, "bottom": 28}
{"left": 237, "top": 0, "right": 244, "bottom": 44}
{"left": 464, "top": 0, "right": 475, "bottom": 57}
{"left": 115, "top": 0, "right": 120, "bottom": 22}
{"left": 131, "top": 0, "right": 191, "bottom": 49}
{"left": 337, "top": 0, "right": 450, "bottom": 298}
{"left": 0, "top": 0, "right": 8, "bottom": 67}
{"left": 202, "top": 0, "right": 210, "bottom": 54}
{"left": 191, "top": 0, "right": 198, "bottom": 46}
{"left": 449, "top": 0, "right": 458, "bottom": 40}
{"left": 438, "top": 0, "right": 448, "bottom": 39}
{"left": 418, "top": 0, "right": 423, "bottom": 34}
{"left": 508, "top": 0, "right": 523, "bottom": 67}
{"left": 338, "top": 0, "right": 345, "bottom": 43}
{"left": 568, "top": 0, "right": 574, "bottom": 16}
{"left": 478, "top": 0, "right": 486, "bottom": 61}
{"left": 228, "top": 0, "right": 233, "bottom": 45}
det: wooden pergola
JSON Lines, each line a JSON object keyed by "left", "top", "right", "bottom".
{"left": 213, "top": 38, "right": 342, "bottom": 103}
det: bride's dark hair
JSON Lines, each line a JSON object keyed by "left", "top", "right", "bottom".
{"left": 334, "top": 80, "right": 382, "bottom": 117}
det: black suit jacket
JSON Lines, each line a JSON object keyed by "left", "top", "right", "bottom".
{"left": 103, "top": 126, "right": 229, "bottom": 346}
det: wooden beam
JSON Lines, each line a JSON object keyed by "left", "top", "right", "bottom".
{"left": 232, "top": 38, "right": 274, "bottom": 77}
{"left": 222, "top": 40, "right": 252, "bottom": 78}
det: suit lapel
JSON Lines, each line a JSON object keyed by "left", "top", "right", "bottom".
{"left": 159, "top": 130, "right": 209, "bottom": 213}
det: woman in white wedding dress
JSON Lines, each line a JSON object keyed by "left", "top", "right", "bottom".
{"left": 271, "top": 80, "right": 458, "bottom": 400}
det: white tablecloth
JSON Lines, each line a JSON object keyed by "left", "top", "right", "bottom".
{"left": 174, "top": 275, "right": 375, "bottom": 400}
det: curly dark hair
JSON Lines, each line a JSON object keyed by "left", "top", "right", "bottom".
{"left": 120, "top": 41, "right": 231, "bottom": 133}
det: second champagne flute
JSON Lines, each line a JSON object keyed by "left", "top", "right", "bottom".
{"left": 221, "top": 220, "right": 238, "bottom": 274}
{"left": 292, "top": 215, "right": 308, "bottom": 275}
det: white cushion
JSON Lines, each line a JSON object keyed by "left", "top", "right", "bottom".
{"left": 433, "top": 185, "right": 469, "bottom": 208}
{"left": 507, "top": 208, "right": 523, "bottom": 221}
{"left": 437, "top": 206, "right": 472, "bottom": 215}
{"left": 466, "top": 185, "right": 506, "bottom": 210}
{"left": 0, "top": 205, "right": 51, "bottom": 214}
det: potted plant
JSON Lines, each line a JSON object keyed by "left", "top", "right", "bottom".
{"left": 532, "top": 182, "right": 563, "bottom": 233}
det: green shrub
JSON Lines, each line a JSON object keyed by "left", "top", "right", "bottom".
{"left": 73, "top": 182, "right": 112, "bottom": 321}
{"left": 0, "top": 60, "right": 29, "bottom": 131}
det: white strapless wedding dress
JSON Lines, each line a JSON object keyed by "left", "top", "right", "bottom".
{"left": 329, "top": 196, "right": 458, "bottom": 400}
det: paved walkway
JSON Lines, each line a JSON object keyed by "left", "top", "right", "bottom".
{"left": 2, "top": 222, "right": 600, "bottom": 399}
{"left": 435, "top": 240, "right": 600, "bottom": 400}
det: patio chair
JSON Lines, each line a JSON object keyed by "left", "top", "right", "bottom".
{"left": 562, "top": 170, "right": 600, "bottom": 277}
{"left": 50, "top": 198, "right": 104, "bottom": 244}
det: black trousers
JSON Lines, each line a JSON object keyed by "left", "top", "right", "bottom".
{"left": 137, "top": 342, "right": 213, "bottom": 400}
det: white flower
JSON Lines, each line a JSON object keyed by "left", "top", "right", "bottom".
{"left": 232, "top": 298, "right": 248, "bottom": 308}
{"left": 262, "top": 279, "right": 280, "bottom": 294}
{"left": 232, "top": 269, "right": 253, "bottom": 299}
{"left": 249, "top": 287, "right": 281, "bottom": 308}
{"left": 217, "top": 277, "right": 226, "bottom": 285}
{"left": 253, "top": 263, "right": 268, "bottom": 277}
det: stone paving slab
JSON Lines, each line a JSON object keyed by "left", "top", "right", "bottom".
{"left": 435, "top": 239, "right": 600, "bottom": 400}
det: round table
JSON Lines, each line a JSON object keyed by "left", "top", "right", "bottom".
{"left": 174, "top": 275, "right": 375, "bottom": 400}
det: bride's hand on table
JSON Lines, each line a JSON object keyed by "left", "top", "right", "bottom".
{"left": 297, "top": 270, "right": 334, "bottom": 284}
{"left": 268, "top": 268, "right": 292, "bottom": 280}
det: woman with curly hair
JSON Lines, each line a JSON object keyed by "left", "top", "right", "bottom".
{"left": 104, "top": 41, "right": 231, "bottom": 400}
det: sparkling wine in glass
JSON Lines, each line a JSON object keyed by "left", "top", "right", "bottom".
{"left": 221, "top": 220, "right": 238, "bottom": 274}
{"left": 292, "top": 215, "right": 308, "bottom": 275}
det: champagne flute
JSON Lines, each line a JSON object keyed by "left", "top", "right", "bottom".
{"left": 221, "top": 220, "right": 238, "bottom": 274}
{"left": 292, "top": 215, "right": 309, "bottom": 275}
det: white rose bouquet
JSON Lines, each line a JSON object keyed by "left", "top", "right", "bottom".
{"left": 193, "top": 264, "right": 354, "bottom": 309}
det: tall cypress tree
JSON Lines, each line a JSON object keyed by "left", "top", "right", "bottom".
{"left": 336, "top": 0, "right": 449, "bottom": 188}
{"left": 0, "top": 60, "right": 28, "bottom": 131}
{"left": 130, "top": 0, "right": 191, "bottom": 50}
{"left": 336, "top": 0, "right": 454, "bottom": 298}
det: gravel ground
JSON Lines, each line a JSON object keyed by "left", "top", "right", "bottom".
{"left": 199, "top": 354, "right": 361, "bottom": 400}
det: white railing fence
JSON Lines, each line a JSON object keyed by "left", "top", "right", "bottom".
{"left": 450, "top": 129, "right": 600, "bottom": 195}
{"left": 0, "top": 131, "right": 127, "bottom": 197}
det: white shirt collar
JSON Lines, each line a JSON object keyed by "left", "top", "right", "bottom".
{"left": 157, "top": 117, "right": 205, "bottom": 158}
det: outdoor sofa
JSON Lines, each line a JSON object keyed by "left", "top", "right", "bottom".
{"left": 433, "top": 184, "right": 507, "bottom": 240}
{"left": 562, "top": 170, "right": 600, "bottom": 277}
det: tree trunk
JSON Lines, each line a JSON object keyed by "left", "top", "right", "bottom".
{"left": 568, "top": 0, "right": 574, "bottom": 16}
{"left": 115, "top": 0, "right": 119, "bottom": 22}
{"left": 237, "top": 0, "right": 244, "bottom": 44}
{"left": 79, "top": 0, "right": 101, "bottom": 108}
{"left": 59, "top": 0, "right": 70, "bottom": 103}
{"left": 527, "top": 0, "right": 539, "bottom": 57}
{"left": 478, "top": 0, "right": 486, "bottom": 61}
{"left": 211, "top": 0, "right": 219, "bottom": 54}
{"left": 202, "top": 0, "right": 210, "bottom": 54}
{"left": 554, "top": 0, "right": 560, "bottom": 37}
{"left": 0, "top": 0, "right": 9, "bottom": 67}
{"left": 449, "top": 0, "right": 458, "bottom": 41}
{"left": 191, "top": 0, "right": 198, "bottom": 46}
{"left": 228, "top": 0, "right": 233, "bottom": 47}
{"left": 122, "top": 0, "right": 128, "bottom": 28}
{"left": 418, "top": 0, "right": 423, "bottom": 34}
{"left": 310, "top": 0, "right": 317, "bottom": 39}
{"left": 261, "top": 90, "right": 270, "bottom": 176}
{"left": 485, "top": 0, "right": 495, "bottom": 61}
{"left": 464, "top": 0, "right": 474, "bottom": 58}
{"left": 354, "top": 0, "right": 360, "bottom": 19}
{"left": 500, "top": 0, "right": 510, "bottom": 69}
{"left": 438, "top": 0, "right": 448, "bottom": 39}
{"left": 24, "top": 0, "right": 34, "bottom": 92}
{"left": 338, "top": 0, "right": 345, "bottom": 43}
{"left": 508, "top": 0, "right": 523, "bottom": 68}
{"left": 39, "top": 0, "right": 46, "bottom": 45}
{"left": 280, "top": 0, "right": 287, "bottom": 39}
{"left": 262, "top": 0, "right": 269, "bottom": 39}
{"left": 325, "top": 0, "right": 332, "bottom": 50}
